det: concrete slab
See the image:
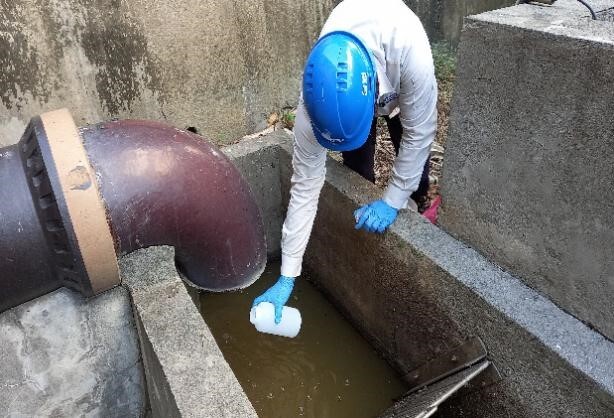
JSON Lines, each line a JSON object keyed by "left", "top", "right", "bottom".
{"left": 120, "top": 246, "right": 258, "bottom": 418}
{"left": 0, "top": 287, "right": 144, "bottom": 417}
{"left": 440, "top": 0, "right": 614, "bottom": 340}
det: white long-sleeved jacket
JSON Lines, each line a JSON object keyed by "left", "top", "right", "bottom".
{"left": 280, "top": 0, "right": 438, "bottom": 278}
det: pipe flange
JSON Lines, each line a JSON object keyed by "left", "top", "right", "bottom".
{"left": 21, "top": 109, "right": 120, "bottom": 296}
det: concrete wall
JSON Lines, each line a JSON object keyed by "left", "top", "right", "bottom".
{"left": 440, "top": 0, "right": 614, "bottom": 340}
{"left": 223, "top": 133, "right": 614, "bottom": 418}
{"left": 0, "top": 0, "right": 527, "bottom": 150}
{"left": 0, "top": 287, "right": 145, "bottom": 417}
{"left": 0, "top": 0, "right": 333, "bottom": 147}
{"left": 0, "top": 0, "right": 522, "bottom": 149}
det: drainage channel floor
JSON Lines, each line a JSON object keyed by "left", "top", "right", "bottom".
{"left": 199, "top": 261, "right": 408, "bottom": 418}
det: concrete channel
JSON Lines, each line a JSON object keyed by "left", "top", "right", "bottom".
{"left": 2, "top": 1, "right": 614, "bottom": 414}
{"left": 4, "top": 130, "right": 612, "bottom": 417}
{"left": 226, "top": 131, "right": 614, "bottom": 417}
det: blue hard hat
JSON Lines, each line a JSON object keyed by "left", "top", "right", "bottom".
{"left": 302, "top": 31, "right": 377, "bottom": 152}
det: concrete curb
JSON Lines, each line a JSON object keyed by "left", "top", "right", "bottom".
{"left": 120, "top": 246, "right": 258, "bottom": 418}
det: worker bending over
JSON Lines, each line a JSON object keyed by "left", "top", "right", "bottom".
{"left": 254, "top": 0, "right": 438, "bottom": 322}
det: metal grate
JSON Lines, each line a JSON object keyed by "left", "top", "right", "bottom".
{"left": 380, "top": 361, "right": 491, "bottom": 418}
{"left": 596, "top": 7, "right": 614, "bottom": 22}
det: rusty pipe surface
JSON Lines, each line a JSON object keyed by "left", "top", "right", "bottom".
{"left": 0, "top": 110, "right": 266, "bottom": 312}
{"left": 80, "top": 120, "right": 266, "bottom": 291}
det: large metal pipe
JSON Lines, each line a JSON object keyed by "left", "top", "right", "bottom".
{"left": 0, "top": 109, "right": 266, "bottom": 312}
{"left": 0, "top": 144, "right": 60, "bottom": 307}
{"left": 80, "top": 119, "right": 267, "bottom": 291}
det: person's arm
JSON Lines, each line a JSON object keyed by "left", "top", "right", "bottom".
{"left": 382, "top": 36, "right": 437, "bottom": 210}
{"left": 280, "top": 103, "right": 327, "bottom": 277}
{"left": 253, "top": 102, "right": 327, "bottom": 323}
{"left": 354, "top": 32, "right": 437, "bottom": 233}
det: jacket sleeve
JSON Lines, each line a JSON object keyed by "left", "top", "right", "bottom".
{"left": 280, "top": 102, "right": 327, "bottom": 278}
{"left": 382, "top": 37, "right": 438, "bottom": 210}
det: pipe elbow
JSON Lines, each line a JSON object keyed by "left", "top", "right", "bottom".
{"left": 80, "top": 120, "right": 267, "bottom": 291}
{"left": 0, "top": 110, "right": 266, "bottom": 313}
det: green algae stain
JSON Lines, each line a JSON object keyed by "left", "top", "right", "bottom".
{"left": 75, "top": 0, "right": 165, "bottom": 115}
{"left": 0, "top": 0, "right": 164, "bottom": 115}
{"left": 0, "top": 1, "right": 52, "bottom": 110}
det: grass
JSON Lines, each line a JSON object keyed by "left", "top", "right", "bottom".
{"left": 280, "top": 108, "right": 296, "bottom": 130}
{"left": 432, "top": 41, "right": 457, "bottom": 89}
{"left": 432, "top": 41, "right": 457, "bottom": 150}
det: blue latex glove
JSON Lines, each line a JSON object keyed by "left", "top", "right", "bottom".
{"left": 252, "top": 275, "right": 295, "bottom": 324}
{"left": 354, "top": 200, "right": 398, "bottom": 234}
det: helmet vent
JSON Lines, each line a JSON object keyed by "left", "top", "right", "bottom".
{"left": 336, "top": 68, "right": 348, "bottom": 92}
{"left": 304, "top": 64, "right": 314, "bottom": 91}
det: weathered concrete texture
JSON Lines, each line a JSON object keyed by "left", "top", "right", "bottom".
{"left": 440, "top": 0, "right": 614, "bottom": 340}
{"left": 120, "top": 246, "right": 258, "bottom": 418}
{"left": 0, "top": 0, "right": 334, "bottom": 147}
{"left": 438, "top": 0, "right": 515, "bottom": 45}
{"left": 227, "top": 132, "right": 614, "bottom": 417}
{"left": 0, "top": 287, "right": 144, "bottom": 417}
{"left": 404, "top": 0, "right": 514, "bottom": 45}
{"left": 222, "top": 130, "right": 287, "bottom": 257}
{"left": 301, "top": 155, "right": 614, "bottom": 417}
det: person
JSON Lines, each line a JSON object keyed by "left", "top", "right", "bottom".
{"left": 253, "top": 0, "right": 437, "bottom": 323}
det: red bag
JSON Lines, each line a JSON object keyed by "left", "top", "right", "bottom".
{"left": 423, "top": 196, "right": 441, "bottom": 224}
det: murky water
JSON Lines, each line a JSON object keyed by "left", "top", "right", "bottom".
{"left": 199, "top": 262, "right": 408, "bottom": 418}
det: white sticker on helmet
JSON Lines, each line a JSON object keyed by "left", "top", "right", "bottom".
{"left": 361, "top": 72, "right": 368, "bottom": 96}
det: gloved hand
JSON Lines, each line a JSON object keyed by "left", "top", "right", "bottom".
{"left": 354, "top": 199, "right": 398, "bottom": 234}
{"left": 252, "top": 275, "right": 295, "bottom": 324}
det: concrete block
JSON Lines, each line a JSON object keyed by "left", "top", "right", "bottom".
{"left": 0, "top": 287, "right": 144, "bottom": 417}
{"left": 120, "top": 246, "right": 258, "bottom": 418}
{"left": 440, "top": 0, "right": 614, "bottom": 340}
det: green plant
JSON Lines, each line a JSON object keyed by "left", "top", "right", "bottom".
{"left": 431, "top": 41, "right": 457, "bottom": 86}
{"left": 280, "top": 109, "right": 296, "bottom": 130}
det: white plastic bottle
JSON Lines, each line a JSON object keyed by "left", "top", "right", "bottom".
{"left": 250, "top": 302, "right": 302, "bottom": 338}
